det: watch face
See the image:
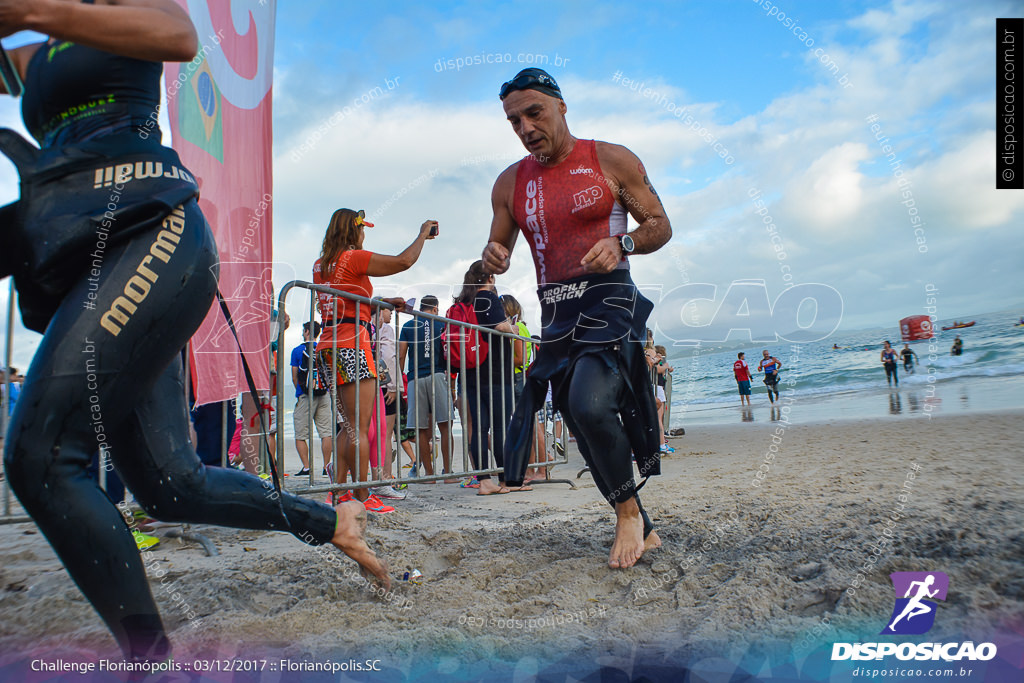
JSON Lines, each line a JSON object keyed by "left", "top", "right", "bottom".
{"left": 621, "top": 234, "right": 635, "bottom": 253}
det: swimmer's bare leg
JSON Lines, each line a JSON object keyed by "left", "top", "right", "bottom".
{"left": 609, "top": 498, "right": 646, "bottom": 569}
{"left": 332, "top": 500, "right": 390, "bottom": 589}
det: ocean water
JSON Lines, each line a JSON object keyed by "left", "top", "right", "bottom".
{"left": 273, "top": 310, "right": 1021, "bottom": 438}
{"left": 664, "top": 309, "right": 1024, "bottom": 428}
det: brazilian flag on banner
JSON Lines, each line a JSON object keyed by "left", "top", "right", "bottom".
{"left": 177, "top": 57, "right": 224, "bottom": 163}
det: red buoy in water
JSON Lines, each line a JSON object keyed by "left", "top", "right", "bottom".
{"left": 900, "top": 315, "right": 934, "bottom": 341}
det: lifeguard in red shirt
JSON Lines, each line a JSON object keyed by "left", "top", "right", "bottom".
{"left": 733, "top": 352, "right": 752, "bottom": 406}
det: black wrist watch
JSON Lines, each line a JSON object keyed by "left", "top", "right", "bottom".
{"left": 617, "top": 233, "right": 635, "bottom": 255}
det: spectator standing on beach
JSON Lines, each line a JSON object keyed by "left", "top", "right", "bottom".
{"left": 758, "top": 350, "right": 783, "bottom": 403}
{"left": 1, "top": 368, "right": 21, "bottom": 474}
{"left": 1, "top": 367, "right": 20, "bottom": 417}
{"left": 239, "top": 309, "right": 287, "bottom": 475}
{"left": 399, "top": 295, "right": 456, "bottom": 483}
{"left": 372, "top": 305, "right": 400, "bottom": 483}
{"left": 901, "top": 343, "right": 918, "bottom": 375}
{"left": 502, "top": 294, "right": 548, "bottom": 480}
{"left": 734, "top": 352, "right": 752, "bottom": 406}
{"left": 291, "top": 321, "right": 333, "bottom": 477}
{"left": 315, "top": 208, "right": 436, "bottom": 512}
{"left": 189, "top": 394, "right": 235, "bottom": 468}
{"left": 484, "top": 69, "right": 670, "bottom": 568}
{"left": 501, "top": 294, "right": 534, "bottom": 398}
{"left": 654, "top": 346, "right": 673, "bottom": 449}
{"left": 881, "top": 341, "right": 899, "bottom": 388}
{"left": 454, "top": 261, "right": 523, "bottom": 495}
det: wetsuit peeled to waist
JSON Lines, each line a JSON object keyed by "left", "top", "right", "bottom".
{"left": 0, "top": 130, "right": 199, "bottom": 332}
{"left": 504, "top": 269, "right": 661, "bottom": 486}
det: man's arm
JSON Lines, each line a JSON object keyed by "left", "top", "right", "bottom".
{"left": 513, "top": 338, "right": 525, "bottom": 368}
{"left": 291, "top": 366, "right": 300, "bottom": 392}
{"left": 398, "top": 340, "right": 409, "bottom": 375}
{"left": 581, "top": 143, "right": 673, "bottom": 273}
{"left": 481, "top": 164, "right": 521, "bottom": 274}
{"left": 6, "top": 0, "right": 199, "bottom": 63}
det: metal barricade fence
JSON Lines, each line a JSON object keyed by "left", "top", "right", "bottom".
{"left": 649, "top": 358, "right": 674, "bottom": 433}
{"left": 0, "top": 277, "right": 578, "bottom": 526}
{"left": 1, "top": 280, "right": 28, "bottom": 524}
{"left": 275, "top": 280, "right": 574, "bottom": 496}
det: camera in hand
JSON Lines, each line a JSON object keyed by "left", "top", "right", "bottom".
{"left": 429, "top": 222, "right": 439, "bottom": 237}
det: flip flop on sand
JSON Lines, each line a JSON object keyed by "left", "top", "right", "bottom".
{"left": 505, "top": 485, "right": 533, "bottom": 493}
{"left": 477, "top": 486, "right": 510, "bottom": 496}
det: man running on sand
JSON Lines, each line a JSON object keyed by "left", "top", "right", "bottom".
{"left": 484, "top": 68, "right": 672, "bottom": 569}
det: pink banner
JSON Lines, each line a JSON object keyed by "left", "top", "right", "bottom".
{"left": 166, "top": 0, "right": 277, "bottom": 405}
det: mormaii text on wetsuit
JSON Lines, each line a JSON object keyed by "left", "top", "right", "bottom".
{"left": 831, "top": 641, "right": 996, "bottom": 662}
{"left": 93, "top": 161, "right": 194, "bottom": 188}
{"left": 100, "top": 206, "right": 185, "bottom": 336}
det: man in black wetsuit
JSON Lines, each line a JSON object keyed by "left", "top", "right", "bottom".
{"left": 758, "top": 350, "right": 782, "bottom": 402}
{"left": 901, "top": 343, "right": 918, "bottom": 374}
{"left": 483, "top": 69, "right": 672, "bottom": 569}
{"left": 0, "top": 0, "right": 387, "bottom": 664}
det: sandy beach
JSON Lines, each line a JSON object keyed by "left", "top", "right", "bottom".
{"left": 1, "top": 409, "right": 1022, "bottom": 681}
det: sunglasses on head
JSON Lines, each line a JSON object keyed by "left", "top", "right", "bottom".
{"left": 499, "top": 71, "right": 560, "bottom": 100}
{"left": 354, "top": 209, "right": 374, "bottom": 228}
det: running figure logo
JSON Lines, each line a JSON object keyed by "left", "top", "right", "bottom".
{"left": 881, "top": 571, "right": 949, "bottom": 635}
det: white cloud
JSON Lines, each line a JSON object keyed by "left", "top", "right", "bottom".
{"left": 783, "top": 142, "right": 870, "bottom": 230}
{"left": 4, "top": 1, "right": 1023, "bottom": 367}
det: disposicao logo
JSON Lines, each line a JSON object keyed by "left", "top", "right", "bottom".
{"left": 831, "top": 571, "right": 997, "bottom": 662}
{"left": 882, "top": 571, "right": 948, "bottom": 635}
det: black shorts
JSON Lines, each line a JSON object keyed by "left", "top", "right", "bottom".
{"left": 763, "top": 373, "right": 779, "bottom": 387}
{"left": 384, "top": 390, "right": 397, "bottom": 416}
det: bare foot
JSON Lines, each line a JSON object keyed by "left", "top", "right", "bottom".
{"left": 609, "top": 502, "right": 645, "bottom": 569}
{"left": 644, "top": 530, "right": 662, "bottom": 552}
{"left": 332, "top": 501, "right": 391, "bottom": 590}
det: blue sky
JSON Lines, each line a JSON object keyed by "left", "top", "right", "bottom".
{"left": 1, "top": 0, "right": 1021, "bottom": 368}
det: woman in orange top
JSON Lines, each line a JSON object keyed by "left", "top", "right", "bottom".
{"left": 316, "top": 209, "right": 437, "bottom": 504}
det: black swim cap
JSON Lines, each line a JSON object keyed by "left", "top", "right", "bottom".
{"left": 499, "top": 68, "right": 563, "bottom": 101}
